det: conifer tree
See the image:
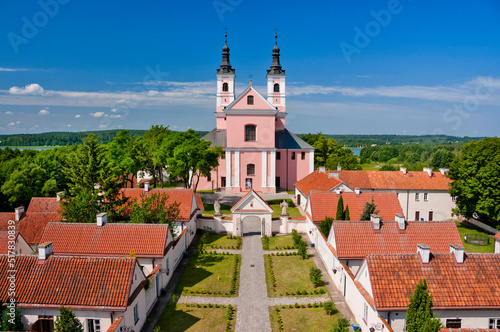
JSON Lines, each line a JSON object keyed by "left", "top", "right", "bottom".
{"left": 61, "top": 134, "right": 127, "bottom": 223}
{"left": 54, "top": 307, "right": 83, "bottom": 332}
{"left": 360, "top": 196, "right": 380, "bottom": 221}
{"left": 344, "top": 205, "right": 350, "bottom": 221}
{"left": 405, "top": 279, "right": 443, "bottom": 332}
{"left": 336, "top": 195, "right": 344, "bottom": 220}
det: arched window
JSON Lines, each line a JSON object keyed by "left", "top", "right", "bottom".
{"left": 247, "top": 95, "right": 254, "bottom": 105}
{"left": 274, "top": 83, "right": 280, "bottom": 92}
{"left": 222, "top": 82, "right": 228, "bottom": 92}
{"left": 245, "top": 125, "right": 256, "bottom": 141}
{"left": 247, "top": 164, "right": 255, "bottom": 176}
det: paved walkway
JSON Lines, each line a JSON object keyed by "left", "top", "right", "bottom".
{"left": 143, "top": 233, "right": 355, "bottom": 332}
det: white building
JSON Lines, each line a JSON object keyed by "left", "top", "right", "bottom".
{"left": 0, "top": 244, "right": 154, "bottom": 332}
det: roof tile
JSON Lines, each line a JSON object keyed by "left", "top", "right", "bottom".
{"left": 295, "top": 170, "right": 342, "bottom": 198}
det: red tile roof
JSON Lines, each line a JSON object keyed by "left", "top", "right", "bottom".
{"left": 309, "top": 191, "right": 403, "bottom": 222}
{"left": 20, "top": 212, "right": 62, "bottom": 244}
{"left": 294, "top": 170, "right": 342, "bottom": 198}
{"left": 195, "top": 193, "right": 204, "bottom": 211}
{"left": 332, "top": 221, "right": 462, "bottom": 259}
{"left": 366, "top": 253, "right": 500, "bottom": 309}
{"left": 27, "top": 197, "right": 61, "bottom": 213}
{"left": 231, "top": 190, "right": 273, "bottom": 212}
{"left": 0, "top": 212, "right": 62, "bottom": 245}
{"left": 40, "top": 222, "right": 169, "bottom": 258}
{"left": 106, "top": 317, "right": 123, "bottom": 332}
{"left": 494, "top": 232, "right": 500, "bottom": 241}
{"left": 121, "top": 188, "right": 196, "bottom": 220}
{"left": 0, "top": 231, "right": 19, "bottom": 254}
{"left": 0, "top": 255, "right": 137, "bottom": 310}
{"left": 339, "top": 170, "right": 452, "bottom": 190}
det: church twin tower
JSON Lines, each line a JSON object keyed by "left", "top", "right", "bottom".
{"left": 216, "top": 34, "right": 286, "bottom": 113}
{"left": 200, "top": 34, "right": 314, "bottom": 194}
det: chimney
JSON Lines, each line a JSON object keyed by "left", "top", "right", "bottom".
{"left": 371, "top": 214, "right": 381, "bottom": 230}
{"left": 38, "top": 242, "right": 53, "bottom": 260}
{"left": 439, "top": 168, "right": 449, "bottom": 176}
{"left": 319, "top": 167, "right": 326, "bottom": 174}
{"left": 400, "top": 167, "right": 407, "bottom": 175}
{"left": 15, "top": 206, "right": 25, "bottom": 221}
{"left": 423, "top": 167, "right": 433, "bottom": 177}
{"left": 337, "top": 165, "right": 342, "bottom": 172}
{"left": 354, "top": 188, "right": 361, "bottom": 195}
{"left": 450, "top": 243, "right": 465, "bottom": 263}
{"left": 335, "top": 188, "right": 342, "bottom": 195}
{"left": 56, "top": 191, "right": 64, "bottom": 202}
{"left": 96, "top": 212, "right": 107, "bottom": 226}
{"left": 329, "top": 171, "right": 340, "bottom": 179}
{"left": 144, "top": 181, "right": 150, "bottom": 192}
{"left": 417, "top": 244, "right": 431, "bottom": 263}
{"left": 395, "top": 213, "right": 405, "bottom": 230}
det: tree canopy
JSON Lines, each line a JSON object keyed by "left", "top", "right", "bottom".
{"left": 301, "top": 133, "right": 361, "bottom": 170}
{"left": 360, "top": 196, "right": 380, "bottom": 221}
{"left": 319, "top": 217, "right": 334, "bottom": 238}
{"left": 54, "top": 307, "right": 83, "bottom": 332}
{"left": 449, "top": 137, "right": 500, "bottom": 226}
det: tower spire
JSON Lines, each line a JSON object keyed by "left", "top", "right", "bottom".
{"left": 269, "top": 33, "right": 283, "bottom": 74}
{"left": 218, "top": 32, "right": 234, "bottom": 74}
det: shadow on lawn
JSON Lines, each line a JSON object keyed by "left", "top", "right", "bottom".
{"left": 174, "top": 254, "right": 226, "bottom": 292}
{"left": 157, "top": 305, "right": 201, "bottom": 332}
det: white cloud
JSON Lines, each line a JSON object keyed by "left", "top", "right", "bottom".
{"left": 75, "top": 114, "right": 81, "bottom": 118}
{"left": 8, "top": 122, "right": 15, "bottom": 126}
{"left": 9, "top": 83, "right": 45, "bottom": 95}
{"left": 110, "top": 108, "right": 117, "bottom": 112}
{"left": 16, "top": 121, "right": 20, "bottom": 124}
{"left": 5, "top": 111, "right": 13, "bottom": 115}
{"left": 63, "top": 124, "right": 72, "bottom": 127}
{"left": 108, "top": 114, "right": 121, "bottom": 118}
{"left": 90, "top": 112, "right": 105, "bottom": 117}
{"left": 38, "top": 109, "right": 50, "bottom": 115}
{"left": 0, "top": 67, "right": 28, "bottom": 72}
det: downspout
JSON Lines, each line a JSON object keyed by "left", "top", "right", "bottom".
{"left": 387, "top": 311, "right": 391, "bottom": 327}
{"left": 286, "top": 150, "right": 289, "bottom": 190}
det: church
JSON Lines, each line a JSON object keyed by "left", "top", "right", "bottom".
{"left": 197, "top": 35, "right": 314, "bottom": 194}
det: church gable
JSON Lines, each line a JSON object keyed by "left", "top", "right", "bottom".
{"left": 231, "top": 190, "right": 273, "bottom": 213}
{"left": 226, "top": 86, "right": 276, "bottom": 111}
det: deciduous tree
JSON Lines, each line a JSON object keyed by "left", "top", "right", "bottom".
{"left": 54, "top": 307, "right": 83, "bottom": 332}
{"left": 449, "top": 138, "right": 500, "bottom": 226}
{"left": 319, "top": 216, "right": 334, "bottom": 237}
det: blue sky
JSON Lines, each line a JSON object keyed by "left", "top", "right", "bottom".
{"left": 0, "top": 0, "right": 499, "bottom": 136}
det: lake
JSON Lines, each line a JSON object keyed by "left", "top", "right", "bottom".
{"left": 0, "top": 146, "right": 56, "bottom": 151}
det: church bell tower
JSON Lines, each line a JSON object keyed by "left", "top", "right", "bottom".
{"left": 216, "top": 33, "right": 236, "bottom": 113}
{"left": 267, "top": 33, "right": 286, "bottom": 113}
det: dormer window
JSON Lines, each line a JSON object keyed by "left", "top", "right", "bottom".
{"left": 222, "top": 82, "right": 228, "bottom": 92}
{"left": 247, "top": 95, "right": 254, "bottom": 105}
{"left": 245, "top": 125, "right": 256, "bottom": 141}
{"left": 274, "top": 83, "right": 280, "bottom": 92}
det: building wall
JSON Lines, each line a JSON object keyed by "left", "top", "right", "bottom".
{"left": 276, "top": 150, "right": 312, "bottom": 191}
{"left": 226, "top": 114, "right": 275, "bottom": 149}
{"left": 495, "top": 239, "right": 500, "bottom": 253}
{"left": 23, "top": 308, "right": 113, "bottom": 332}
{"left": 396, "top": 189, "right": 455, "bottom": 221}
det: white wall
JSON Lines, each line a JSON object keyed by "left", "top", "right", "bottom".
{"left": 495, "top": 238, "right": 500, "bottom": 254}
{"left": 397, "top": 189, "right": 455, "bottom": 221}
{"left": 23, "top": 309, "right": 113, "bottom": 332}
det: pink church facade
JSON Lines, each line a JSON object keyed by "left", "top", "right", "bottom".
{"left": 197, "top": 35, "right": 314, "bottom": 194}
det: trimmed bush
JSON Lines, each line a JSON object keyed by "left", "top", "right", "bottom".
{"left": 323, "top": 301, "right": 337, "bottom": 315}
{"left": 310, "top": 267, "right": 323, "bottom": 287}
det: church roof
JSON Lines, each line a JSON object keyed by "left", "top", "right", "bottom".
{"left": 275, "top": 129, "right": 313, "bottom": 149}
{"left": 202, "top": 129, "right": 227, "bottom": 148}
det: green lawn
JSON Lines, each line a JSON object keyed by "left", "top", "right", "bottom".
{"left": 264, "top": 235, "right": 296, "bottom": 250}
{"left": 455, "top": 221, "right": 495, "bottom": 253}
{"left": 175, "top": 253, "right": 241, "bottom": 296}
{"left": 269, "top": 306, "right": 342, "bottom": 332}
{"left": 265, "top": 255, "right": 327, "bottom": 297}
{"left": 204, "top": 234, "right": 242, "bottom": 249}
{"left": 269, "top": 204, "right": 301, "bottom": 219}
{"left": 202, "top": 203, "right": 232, "bottom": 216}
{"left": 156, "top": 304, "right": 236, "bottom": 332}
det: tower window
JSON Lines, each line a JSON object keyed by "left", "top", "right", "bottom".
{"left": 274, "top": 83, "right": 280, "bottom": 92}
{"left": 247, "top": 95, "right": 254, "bottom": 105}
{"left": 301, "top": 151, "right": 305, "bottom": 160}
{"left": 247, "top": 164, "right": 255, "bottom": 176}
{"left": 222, "top": 82, "right": 228, "bottom": 92}
{"left": 276, "top": 151, "right": 281, "bottom": 160}
{"left": 245, "top": 125, "right": 256, "bottom": 141}
{"left": 291, "top": 152, "right": 296, "bottom": 160}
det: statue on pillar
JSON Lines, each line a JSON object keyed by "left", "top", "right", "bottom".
{"left": 280, "top": 199, "right": 289, "bottom": 215}
{"left": 214, "top": 199, "right": 221, "bottom": 214}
